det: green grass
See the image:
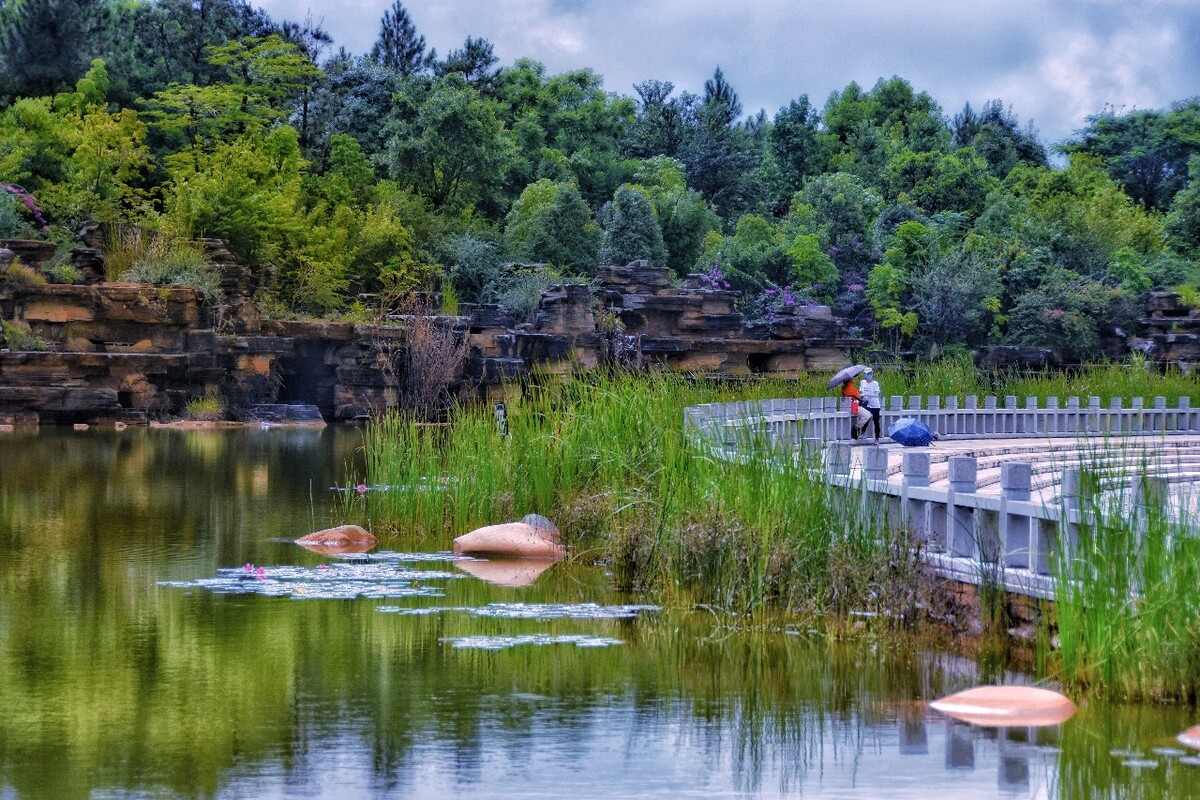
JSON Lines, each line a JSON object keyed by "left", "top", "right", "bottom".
{"left": 364, "top": 361, "right": 1200, "bottom": 697}
{"left": 365, "top": 371, "right": 911, "bottom": 622}
{"left": 1050, "top": 459, "right": 1200, "bottom": 702}
{"left": 185, "top": 394, "right": 225, "bottom": 421}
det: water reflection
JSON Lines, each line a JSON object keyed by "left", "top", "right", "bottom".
{"left": 0, "top": 428, "right": 1198, "bottom": 798}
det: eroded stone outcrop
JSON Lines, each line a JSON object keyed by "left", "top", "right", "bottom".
{"left": 0, "top": 235, "right": 864, "bottom": 424}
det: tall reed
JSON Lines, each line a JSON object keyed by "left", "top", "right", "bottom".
{"left": 1050, "top": 451, "right": 1200, "bottom": 702}
{"left": 365, "top": 372, "right": 910, "bottom": 620}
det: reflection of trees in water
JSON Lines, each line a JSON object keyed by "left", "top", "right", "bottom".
{"left": 0, "top": 430, "right": 1194, "bottom": 797}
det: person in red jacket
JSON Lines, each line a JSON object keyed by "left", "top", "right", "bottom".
{"left": 841, "top": 378, "right": 864, "bottom": 439}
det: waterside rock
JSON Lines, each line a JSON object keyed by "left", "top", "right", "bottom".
{"left": 295, "top": 524, "right": 378, "bottom": 551}
{"left": 453, "top": 520, "right": 565, "bottom": 559}
{"left": 930, "top": 685, "right": 1076, "bottom": 727}
{"left": 1179, "top": 724, "right": 1200, "bottom": 750}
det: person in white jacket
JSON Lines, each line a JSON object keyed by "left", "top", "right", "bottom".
{"left": 858, "top": 368, "right": 883, "bottom": 441}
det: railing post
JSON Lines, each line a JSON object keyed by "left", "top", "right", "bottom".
{"left": 945, "top": 396, "right": 959, "bottom": 436}
{"left": 1047, "top": 396, "right": 1060, "bottom": 436}
{"left": 1023, "top": 396, "right": 1038, "bottom": 435}
{"left": 946, "top": 456, "right": 978, "bottom": 557}
{"left": 1179, "top": 396, "right": 1195, "bottom": 432}
{"left": 1088, "top": 396, "right": 1101, "bottom": 434}
{"left": 965, "top": 395, "right": 978, "bottom": 436}
{"left": 1153, "top": 396, "right": 1167, "bottom": 433}
{"left": 1066, "top": 396, "right": 1080, "bottom": 435}
{"left": 1050, "top": 468, "right": 1083, "bottom": 575}
{"left": 1000, "top": 462, "right": 1032, "bottom": 569}
{"left": 902, "top": 451, "right": 931, "bottom": 543}
{"left": 1004, "top": 395, "right": 1018, "bottom": 434}
{"left": 983, "top": 396, "right": 997, "bottom": 435}
{"left": 826, "top": 442, "right": 851, "bottom": 478}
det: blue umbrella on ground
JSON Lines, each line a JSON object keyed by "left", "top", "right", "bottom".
{"left": 887, "top": 417, "right": 935, "bottom": 447}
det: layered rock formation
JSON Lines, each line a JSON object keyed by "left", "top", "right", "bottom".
{"left": 1, "top": 237, "right": 863, "bottom": 425}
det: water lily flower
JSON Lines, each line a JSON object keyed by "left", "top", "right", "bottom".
{"left": 256, "top": 567, "right": 265, "bottom": 579}
{"left": 244, "top": 563, "right": 254, "bottom": 572}
{"left": 356, "top": 483, "right": 369, "bottom": 494}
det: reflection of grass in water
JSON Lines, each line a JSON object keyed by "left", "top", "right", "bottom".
{"left": 366, "top": 372, "right": 910, "bottom": 622}
{"left": 1054, "top": 703, "right": 1200, "bottom": 800}
{"left": 1051, "top": 446, "right": 1200, "bottom": 703}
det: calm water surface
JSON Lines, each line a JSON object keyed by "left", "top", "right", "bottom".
{"left": 0, "top": 427, "right": 1197, "bottom": 799}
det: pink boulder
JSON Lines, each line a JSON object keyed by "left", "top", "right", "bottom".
{"left": 1179, "top": 724, "right": 1200, "bottom": 750}
{"left": 453, "top": 521, "right": 565, "bottom": 559}
{"left": 295, "top": 524, "right": 378, "bottom": 550}
{"left": 930, "top": 685, "right": 1076, "bottom": 727}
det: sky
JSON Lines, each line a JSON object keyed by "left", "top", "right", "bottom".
{"left": 255, "top": 0, "right": 1200, "bottom": 147}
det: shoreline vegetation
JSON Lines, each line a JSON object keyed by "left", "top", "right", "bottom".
{"left": 363, "top": 359, "right": 1200, "bottom": 703}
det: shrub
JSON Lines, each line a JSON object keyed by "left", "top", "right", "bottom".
{"left": 122, "top": 240, "right": 221, "bottom": 301}
{"left": 184, "top": 394, "right": 225, "bottom": 421}
{"left": 1, "top": 320, "right": 54, "bottom": 351}
{"left": 1, "top": 258, "right": 46, "bottom": 287}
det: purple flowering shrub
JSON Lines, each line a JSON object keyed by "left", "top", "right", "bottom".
{"left": 1, "top": 185, "right": 50, "bottom": 237}
{"left": 745, "top": 283, "right": 820, "bottom": 325}
{"left": 695, "top": 265, "right": 732, "bottom": 291}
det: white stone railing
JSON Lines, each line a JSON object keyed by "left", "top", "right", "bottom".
{"left": 684, "top": 394, "right": 1198, "bottom": 449}
{"left": 684, "top": 395, "right": 1199, "bottom": 600}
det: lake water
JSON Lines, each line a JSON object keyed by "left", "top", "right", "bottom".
{"left": 0, "top": 427, "right": 1197, "bottom": 799}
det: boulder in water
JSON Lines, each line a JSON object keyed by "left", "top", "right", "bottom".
{"left": 1179, "top": 724, "right": 1200, "bottom": 750}
{"left": 453, "top": 520, "right": 565, "bottom": 559}
{"left": 930, "top": 685, "right": 1076, "bottom": 727}
{"left": 295, "top": 524, "right": 378, "bottom": 551}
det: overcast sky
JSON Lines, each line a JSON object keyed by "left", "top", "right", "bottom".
{"left": 257, "top": 0, "right": 1200, "bottom": 147}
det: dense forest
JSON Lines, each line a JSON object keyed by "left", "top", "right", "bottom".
{"left": 2, "top": 0, "right": 1200, "bottom": 361}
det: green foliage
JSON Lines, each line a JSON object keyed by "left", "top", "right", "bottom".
{"left": 385, "top": 75, "right": 516, "bottom": 210}
{"left": 598, "top": 185, "right": 667, "bottom": 268}
{"left": 122, "top": 240, "right": 220, "bottom": 301}
{"left": 629, "top": 156, "right": 719, "bottom": 277}
{"left": 1, "top": 258, "right": 47, "bottom": 287}
{"left": 1, "top": 320, "right": 54, "bottom": 350}
{"left": 185, "top": 393, "right": 226, "bottom": 421}
{"left": 504, "top": 179, "right": 600, "bottom": 272}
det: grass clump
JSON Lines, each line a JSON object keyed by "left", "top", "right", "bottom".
{"left": 1, "top": 320, "right": 55, "bottom": 351}
{"left": 1051, "top": 462, "right": 1200, "bottom": 702}
{"left": 185, "top": 393, "right": 225, "bottom": 421}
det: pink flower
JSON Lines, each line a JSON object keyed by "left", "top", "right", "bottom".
{"left": 256, "top": 567, "right": 266, "bottom": 579}
{"left": 317, "top": 564, "right": 328, "bottom": 570}
{"left": 244, "top": 563, "right": 254, "bottom": 572}
{"left": 356, "top": 483, "right": 369, "bottom": 494}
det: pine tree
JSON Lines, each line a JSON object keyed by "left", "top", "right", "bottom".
{"left": 369, "top": 1, "right": 432, "bottom": 75}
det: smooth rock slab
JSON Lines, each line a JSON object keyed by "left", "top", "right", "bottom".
{"left": 295, "top": 524, "right": 378, "bottom": 551}
{"left": 930, "top": 685, "right": 1077, "bottom": 727}
{"left": 1180, "top": 725, "right": 1200, "bottom": 750}
{"left": 453, "top": 521, "right": 565, "bottom": 559}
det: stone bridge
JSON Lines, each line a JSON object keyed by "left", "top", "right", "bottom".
{"left": 685, "top": 394, "right": 1200, "bottom": 601}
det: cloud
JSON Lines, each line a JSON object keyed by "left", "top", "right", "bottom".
{"left": 258, "top": 0, "right": 1200, "bottom": 145}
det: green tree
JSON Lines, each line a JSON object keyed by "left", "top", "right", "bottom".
{"left": 630, "top": 156, "right": 719, "bottom": 277}
{"left": 885, "top": 147, "right": 996, "bottom": 216}
{"left": 369, "top": 0, "right": 432, "bottom": 75}
{"left": 598, "top": 185, "right": 667, "bottom": 268}
{"left": 385, "top": 75, "right": 516, "bottom": 210}
{"left": 1166, "top": 156, "right": 1200, "bottom": 257}
{"left": 1062, "top": 101, "right": 1200, "bottom": 211}
{"left": 0, "top": 0, "right": 105, "bottom": 99}
{"left": 951, "top": 99, "right": 1047, "bottom": 177}
{"left": 504, "top": 179, "right": 600, "bottom": 272}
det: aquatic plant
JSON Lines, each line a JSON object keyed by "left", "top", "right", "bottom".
{"left": 1050, "top": 454, "right": 1200, "bottom": 702}
{"left": 367, "top": 371, "right": 912, "bottom": 621}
